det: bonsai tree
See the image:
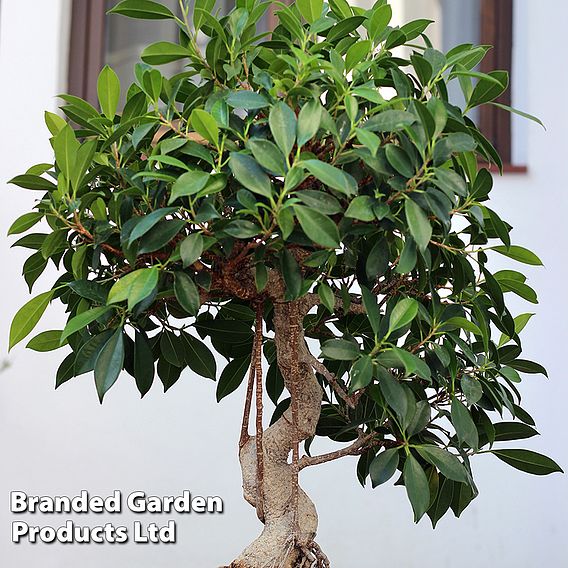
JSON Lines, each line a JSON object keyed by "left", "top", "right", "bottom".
{"left": 7, "top": 0, "right": 562, "bottom": 566}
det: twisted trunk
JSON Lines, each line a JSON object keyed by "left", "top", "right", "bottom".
{"left": 230, "top": 299, "right": 323, "bottom": 568}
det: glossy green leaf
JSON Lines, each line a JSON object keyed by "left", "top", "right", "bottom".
{"left": 230, "top": 153, "right": 273, "bottom": 198}
{"left": 451, "top": 398, "right": 479, "bottom": 449}
{"left": 134, "top": 331, "right": 155, "bottom": 397}
{"left": 108, "top": 0, "right": 176, "bottom": 19}
{"left": 141, "top": 42, "right": 190, "bottom": 65}
{"left": 226, "top": 91, "right": 270, "bottom": 110}
{"left": 492, "top": 245, "right": 543, "bottom": 266}
{"left": 181, "top": 333, "right": 217, "bottom": 380}
{"left": 97, "top": 65, "right": 120, "bottom": 120}
{"left": 388, "top": 297, "right": 419, "bottom": 334}
{"left": 404, "top": 454, "right": 430, "bottom": 522}
{"left": 269, "top": 102, "right": 297, "bottom": 158}
{"left": 370, "top": 448, "right": 399, "bottom": 487}
{"left": 9, "top": 290, "right": 54, "bottom": 350}
{"left": 302, "top": 159, "right": 357, "bottom": 196}
{"left": 405, "top": 200, "right": 432, "bottom": 251}
{"left": 321, "top": 339, "right": 360, "bottom": 361}
{"left": 174, "top": 272, "right": 200, "bottom": 315}
{"left": 417, "top": 446, "right": 468, "bottom": 483}
{"left": 180, "top": 233, "right": 204, "bottom": 267}
{"left": 94, "top": 328, "right": 125, "bottom": 402}
{"left": 169, "top": 171, "right": 211, "bottom": 203}
{"left": 248, "top": 138, "right": 287, "bottom": 175}
{"left": 191, "top": 109, "right": 219, "bottom": 147}
{"left": 297, "top": 99, "right": 322, "bottom": 147}
{"left": 108, "top": 267, "right": 159, "bottom": 311}
{"left": 294, "top": 205, "right": 340, "bottom": 248}
{"left": 297, "top": 0, "right": 323, "bottom": 23}
{"left": 216, "top": 356, "right": 251, "bottom": 401}
{"left": 491, "top": 449, "right": 563, "bottom": 476}
{"left": 27, "top": 330, "right": 66, "bottom": 352}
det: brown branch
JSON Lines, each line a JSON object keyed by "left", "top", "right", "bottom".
{"left": 254, "top": 301, "right": 265, "bottom": 523}
{"left": 299, "top": 432, "right": 377, "bottom": 470}
{"left": 239, "top": 362, "right": 255, "bottom": 451}
{"left": 305, "top": 353, "right": 357, "bottom": 409}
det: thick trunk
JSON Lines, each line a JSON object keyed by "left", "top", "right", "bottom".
{"left": 229, "top": 300, "right": 323, "bottom": 568}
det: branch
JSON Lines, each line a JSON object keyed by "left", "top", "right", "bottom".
{"left": 305, "top": 353, "right": 358, "bottom": 409}
{"left": 299, "top": 432, "right": 377, "bottom": 470}
{"left": 253, "top": 301, "right": 265, "bottom": 523}
{"left": 304, "top": 293, "right": 366, "bottom": 314}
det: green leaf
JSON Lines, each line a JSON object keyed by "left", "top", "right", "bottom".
{"left": 180, "top": 233, "right": 204, "bottom": 268}
{"left": 345, "top": 196, "right": 375, "bottom": 221}
{"left": 318, "top": 282, "right": 335, "bottom": 313}
{"left": 491, "top": 449, "right": 563, "bottom": 476}
{"left": 8, "top": 174, "right": 57, "bottom": 191}
{"left": 269, "top": 102, "right": 297, "bottom": 158}
{"left": 141, "top": 41, "right": 190, "bottom": 65}
{"left": 377, "top": 367, "right": 407, "bottom": 420}
{"left": 297, "top": 0, "right": 323, "bottom": 23}
{"left": 364, "top": 110, "right": 416, "bottom": 132}
{"left": 226, "top": 91, "right": 270, "bottom": 110}
{"left": 191, "top": 109, "right": 219, "bottom": 147}
{"left": 417, "top": 446, "right": 468, "bottom": 483}
{"left": 370, "top": 448, "right": 399, "bottom": 487}
{"left": 56, "top": 353, "right": 77, "bottom": 388}
{"left": 432, "top": 168, "right": 468, "bottom": 198}
{"left": 97, "top": 65, "right": 120, "bottom": 120}
{"left": 362, "top": 286, "right": 380, "bottom": 335}
{"left": 75, "top": 330, "right": 114, "bottom": 375}
{"left": 229, "top": 153, "right": 273, "bottom": 198}
{"left": 499, "top": 312, "right": 534, "bottom": 346}
{"left": 350, "top": 355, "right": 374, "bottom": 391}
{"left": 405, "top": 200, "right": 432, "bottom": 251}
{"left": 108, "top": 0, "right": 176, "bottom": 19}
{"left": 468, "top": 70, "right": 509, "bottom": 108}
{"left": 492, "top": 245, "right": 543, "bottom": 266}
{"left": 128, "top": 207, "right": 178, "bottom": 244}
{"left": 26, "top": 330, "right": 66, "bottom": 352}
{"left": 108, "top": 267, "right": 159, "bottom": 311}
{"left": 137, "top": 220, "right": 184, "bottom": 253}
{"left": 61, "top": 306, "right": 112, "bottom": 343}
{"left": 94, "top": 328, "right": 125, "bottom": 403}
{"left": 491, "top": 102, "right": 545, "bottom": 129}
{"left": 134, "top": 331, "right": 155, "bottom": 397}
{"left": 321, "top": 339, "right": 360, "bottom": 361}
{"left": 490, "top": 422, "right": 539, "bottom": 443}
{"left": 293, "top": 205, "right": 340, "bottom": 248}
{"left": 181, "top": 333, "right": 216, "bottom": 380}
{"left": 8, "top": 212, "right": 43, "bottom": 236}
{"left": 388, "top": 297, "right": 418, "bottom": 334}
{"left": 451, "top": 398, "right": 479, "bottom": 450}
{"left": 404, "top": 454, "right": 431, "bottom": 522}
{"left": 174, "top": 272, "right": 200, "bottom": 315}
{"left": 345, "top": 40, "right": 372, "bottom": 71}
{"left": 53, "top": 125, "right": 79, "bottom": 185}
{"left": 169, "top": 171, "right": 211, "bottom": 203}
{"left": 9, "top": 290, "right": 54, "bottom": 350}
{"left": 461, "top": 375, "right": 483, "bottom": 405}
{"left": 443, "top": 317, "right": 482, "bottom": 336}
{"left": 368, "top": 3, "right": 392, "bottom": 42}
{"left": 508, "top": 359, "right": 548, "bottom": 377}
{"left": 248, "top": 138, "right": 287, "bottom": 175}
{"left": 302, "top": 159, "right": 357, "bottom": 196}
{"left": 297, "top": 99, "right": 322, "bottom": 147}
{"left": 216, "top": 357, "right": 251, "bottom": 401}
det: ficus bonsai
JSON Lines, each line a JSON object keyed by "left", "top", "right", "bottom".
{"left": 7, "top": 0, "right": 562, "bottom": 565}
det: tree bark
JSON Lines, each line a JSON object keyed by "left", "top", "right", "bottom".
{"left": 229, "top": 299, "right": 323, "bottom": 568}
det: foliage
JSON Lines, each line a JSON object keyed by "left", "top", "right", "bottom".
{"left": 7, "top": 0, "right": 561, "bottom": 529}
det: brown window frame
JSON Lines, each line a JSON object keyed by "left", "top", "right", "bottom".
{"left": 479, "top": 0, "right": 526, "bottom": 173}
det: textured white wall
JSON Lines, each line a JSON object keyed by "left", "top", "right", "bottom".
{"left": 0, "top": 1, "right": 566, "bottom": 567}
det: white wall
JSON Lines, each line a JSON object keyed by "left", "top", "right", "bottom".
{"left": 0, "top": 1, "right": 566, "bottom": 567}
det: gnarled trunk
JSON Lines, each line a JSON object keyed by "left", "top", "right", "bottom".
{"left": 229, "top": 300, "right": 324, "bottom": 568}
